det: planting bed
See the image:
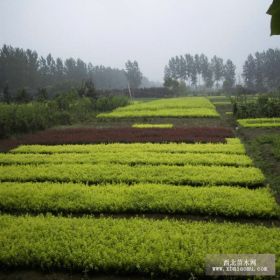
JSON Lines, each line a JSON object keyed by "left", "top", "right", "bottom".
{"left": 238, "top": 118, "right": 280, "bottom": 128}
{"left": 132, "top": 123, "right": 173, "bottom": 128}
{"left": 97, "top": 97, "right": 219, "bottom": 118}
{"left": 0, "top": 182, "right": 278, "bottom": 218}
{"left": 0, "top": 215, "right": 279, "bottom": 277}
{"left": 0, "top": 162, "right": 264, "bottom": 186}
{"left": 0, "top": 150, "right": 253, "bottom": 166}
{"left": 0, "top": 127, "right": 234, "bottom": 146}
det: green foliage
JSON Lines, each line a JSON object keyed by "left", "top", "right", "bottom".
{"left": 267, "top": 0, "right": 280, "bottom": 35}
{"left": 0, "top": 93, "right": 129, "bottom": 137}
{"left": 94, "top": 95, "right": 129, "bottom": 112}
{"left": 233, "top": 95, "right": 280, "bottom": 118}
{"left": 36, "top": 88, "right": 49, "bottom": 102}
{"left": 212, "top": 101, "right": 231, "bottom": 105}
{"left": 0, "top": 215, "right": 279, "bottom": 276}
{"left": 0, "top": 150, "right": 253, "bottom": 167}
{"left": 97, "top": 97, "right": 219, "bottom": 118}
{"left": 11, "top": 138, "right": 246, "bottom": 155}
{"left": 54, "top": 90, "right": 80, "bottom": 111}
{"left": 238, "top": 118, "right": 280, "bottom": 128}
{"left": 244, "top": 133, "right": 280, "bottom": 196}
{"left": 0, "top": 183, "right": 279, "bottom": 218}
{"left": 132, "top": 123, "right": 173, "bottom": 128}
{"left": 243, "top": 49, "right": 280, "bottom": 91}
{"left": 0, "top": 103, "right": 56, "bottom": 138}
{"left": 0, "top": 45, "right": 131, "bottom": 93}
{"left": 0, "top": 162, "right": 265, "bottom": 187}
{"left": 163, "top": 77, "right": 180, "bottom": 91}
{"left": 125, "top": 60, "right": 143, "bottom": 89}
{"left": 14, "top": 88, "right": 31, "bottom": 104}
{"left": 77, "top": 79, "right": 97, "bottom": 99}
{"left": 253, "top": 134, "right": 280, "bottom": 160}
{"left": 3, "top": 84, "right": 11, "bottom": 103}
{"left": 164, "top": 54, "right": 236, "bottom": 91}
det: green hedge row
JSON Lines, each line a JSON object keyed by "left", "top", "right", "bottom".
{"left": 0, "top": 163, "right": 265, "bottom": 187}
{"left": 0, "top": 182, "right": 278, "bottom": 218}
{"left": 0, "top": 150, "right": 253, "bottom": 167}
{"left": 0, "top": 215, "right": 279, "bottom": 277}
{"left": 11, "top": 139, "right": 246, "bottom": 155}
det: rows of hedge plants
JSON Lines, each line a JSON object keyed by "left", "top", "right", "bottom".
{"left": 1, "top": 127, "right": 233, "bottom": 145}
{"left": 132, "top": 123, "right": 173, "bottom": 128}
{"left": 0, "top": 215, "right": 279, "bottom": 277}
{"left": 113, "top": 97, "right": 216, "bottom": 110}
{"left": 0, "top": 150, "right": 253, "bottom": 167}
{"left": 11, "top": 138, "right": 246, "bottom": 155}
{"left": 0, "top": 182, "right": 278, "bottom": 218}
{"left": 0, "top": 163, "right": 265, "bottom": 187}
{"left": 238, "top": 118, "right": 280, "bottom": 128}
{"left": 97, "top": 97, "right": 219, "bottom": 118}
{"left": 97, "top": 108, "right": 219, "bottom": 118}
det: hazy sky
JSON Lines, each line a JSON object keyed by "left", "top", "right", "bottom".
{"left": 0, "top": 0, "right": 279, "bottom": 82}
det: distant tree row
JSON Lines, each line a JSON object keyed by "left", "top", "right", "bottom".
{"left": 164, "top": 54, "right": 236, "bottom": 92}
{"left": 242, "top": 49, "right": 280, "bottom": 92}
{"left": 0, "top": 45, "right": 146, "bottom": 97}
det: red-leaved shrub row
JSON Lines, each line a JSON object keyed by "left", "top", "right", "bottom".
{"left": 0, "top": 127, "right": 234, "bottom": 151}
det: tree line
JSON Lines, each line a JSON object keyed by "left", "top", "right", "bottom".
{"left": 164, "top": 49, "right": 280, "bottom": 94}
{"left": 0, "top": 44, "right": 145, "bottom": 101}
{"left": 164, "top": 54, "right": 236, "bottom": 92}
{"left": 242, "top": 49, "right": 280, "bottom": 92}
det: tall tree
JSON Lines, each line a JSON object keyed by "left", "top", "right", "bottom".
{"left": 125, "top": 60, "right": 143, "bottom": 89}
{"left": 55, "top": 57, "right": 64, "bottom": 83}
{"left": 254, "top": 52, "right": 266, "bottom": 91}
{"left": 200, "top": 54, "right": 213, "bottom": 88}
{"left": 243, "top": 54, "right": 256, "bottom": 90}
{"left": 194, "top": 54, "right": 202, "bottom": 86}
{"left": 223, "top": 59, "right": 236, "bottom": 92}
{"left": 211, "top": 56, "right": 224, "bottom": 88}
{"left": 3, "top": 83, "right": 11, "bottom": 103}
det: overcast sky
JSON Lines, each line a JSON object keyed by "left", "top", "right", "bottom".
{"left": 0, "top": 0, "right": 279, "bottom": 82}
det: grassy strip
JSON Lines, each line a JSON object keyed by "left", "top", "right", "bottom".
{"left": 0, "top": 215, "right": 279, "bottom": 277}
{"left": 253, "top": 134, "right": 280, "bottom": 160}
{"left": 0, "top": 182, "right": 278, "bottom": 218}
{"left": 0, "top": 163, "right": 265, "bottom": 187}
{"left": 132, "top": 123, "right": 173, "bottom": 128}
{"left": 238, "top": 118, "right": 280, "bottom": 128}
{"left": 243, "top": 134, "right": 280, "bottom": 196}
{"left": 97, "top": 108, "right": 219, "bottom": 118}
{"left": 11, "top": 139, "right": 245, "bottom": 155}
{"left": 0, "top": 151, "right": 253, "bottom": 167}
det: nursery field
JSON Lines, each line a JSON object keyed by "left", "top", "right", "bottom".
{"left": 0, "top": 96, "right": 280, "bottom": 279}
{"left": 97, "top": 97, "right": 219, "bottom": 118}
{"left": 0, "top": 138, "right": 280, "bottom": 277}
